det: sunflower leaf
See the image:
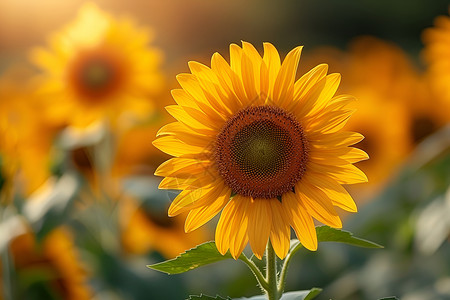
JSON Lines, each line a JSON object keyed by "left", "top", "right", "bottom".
{"left": 290, "top": 225, "right": 383, "bottom": 251}
{"left": 316, "top": 225, "right": 383, "bottom": 248}
{"left": 147, "top": 241, "right": 233, "bottom": 274}
{"left": 187, "top": 294, "right": 231, "bottom": 300}
{"left": 233, "top": 288, "right": 322, "bottom": 299}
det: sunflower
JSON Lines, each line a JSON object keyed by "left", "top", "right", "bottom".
{"left": 422, "top": 12, "right": 450, "bottom": 124}
{"left": 0, "top": 66, "right": 55, "bottom": 197}
{"left": 153, "top": 42, "right": 368, "bottom": 259}
{"left": 300, "top": 37, "right": 437, "bottom": 188}
{"left": 120, "top": 196, "right": 209, "bottom": 258}
{"left": 31, "top": 2, "right": 164, "bottom": 128}
{"left": 6, "top": 228, "right": 91, "bottom": 300}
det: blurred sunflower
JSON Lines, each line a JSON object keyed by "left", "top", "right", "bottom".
{"left": 0, "top": 67, "right": 55, "bottom": 197}
{"left": 300, "top": 37, "right": 439, "bottom": 188}
{"left": 120, "top": 196, "right": 209, "bottom": 258}
{"left": 153, "top": 42, "right": 368, "bottom": 259}
{"left": 31, "top": 2, "right": 164, "bottom": 128}
{"left": 4, "top": 228, "right": 91, "bottom": 300}
{"left": 344, "top": 37, "right": 444, "bottom": 143}
{"left": 422, "top": 12, "right": 450, "bottom": 124}
{"left": 112, "top": 106, "right": 172, "bottom": 178}
{"left": 113, "top": 93, "right": 211, "bottom": 258}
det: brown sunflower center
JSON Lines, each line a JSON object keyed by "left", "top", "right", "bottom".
{"left": 69, "top": 50, "right": 124, "bottom": 100}
{"left": 411, "top": 116, "right": 437, "bottom": 143}
{"left": 215, "top": 105, "right": 309, "bottom": 199}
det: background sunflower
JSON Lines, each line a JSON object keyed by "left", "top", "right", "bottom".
{"left": 30, "top": 2, "right": 165, "bottom": 128}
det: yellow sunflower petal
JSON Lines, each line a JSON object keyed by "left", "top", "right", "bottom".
{"left": 307, "top": 131, "right": 365, "bottom": 147}
{"left": 168, "top": 180, "right": 224, "bottom": 216}
{"left": 241, "top": 41, "right": 263, "bottom": 99}
{"left": 262, "top": 42, "right": 281, "bottom": 96}
{"left": 291, "top": 63, "right": 329, "bottom": 105}
{"left": 241, "top": 52, "right": 259, "bottom": 102}
{"left": 296, "top": 181, "right": 342, "bottom": 228}
{"left": 268, "top": 200, "right": 291, "bottom": 259}
{"left": 184, "top": 185, "right": 231, "bottom": 232}
{"left": 303, "top": 172, "right": 357, "bottom": 212}
{"left": 156, "top": 122, "right": 213, "bottom": 146}
{"left": 308, "top": 108, "right": 355, "bottom": 134}
{"left": 156, "top": 122, "right": 214, "bottom": 140}
{"left": 272, "top": 46, "right": 303, "bottom": 108}
{"left": 210, "top": 52, "right": 243, "bottom": 110}
{"left": 228, "top": 45, "right": 248, "bottom": 104}
{"left": 154, "top": 157, "right": 212, "bottom": 178}
{"left": 309, "top": 147, "right": 369, "bottom": 165}
{"left": 158, "top": 176, "right": 196, "bottom": 190}
{"left": 165, "top": 105, "right": 217, "bottom": 135}
{"left": 307, "top": 162, "right": 368, "bottom": 184}
{"left": 247, "top": 199, "right": 272, "bottom": 259}
{"left": 215, "top": 196, "right": 240, "bottom": 255}
{"left": 295, "top": 73, "right": 341, "bottom": 118}
{"left": 168, "top": 188, "right": 210, "bottom": 216}
{"left": 158, "top": 169, "right": 218, "bottom": 190}
{"left": 152, "top": 136, "right": 209, "bottom": 157}
{"left": 177, "top": 72, "right": 228, "bottom": 120}
{"left": 282, "top": 192, "right": 318, "bottom": 251}
{"left": 229, "top": 195, "right": 250, "bottom": 259}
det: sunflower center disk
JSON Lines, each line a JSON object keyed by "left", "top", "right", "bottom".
{"left": 215, "top": 106, "right": 309, "bottom": 199}
{"left": 81, "top": 61, "right": 114, "bottom": 90}
{"left": 70, "top": 51, "right": 123, "bottom": 99}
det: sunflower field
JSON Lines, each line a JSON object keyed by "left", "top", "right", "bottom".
{"left": 0, "top": 1, "right": 449, "bottom": 300}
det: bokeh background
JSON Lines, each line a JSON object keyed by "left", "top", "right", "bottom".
{"left": 1, "top": 0, "right": 450, "bottom": 299}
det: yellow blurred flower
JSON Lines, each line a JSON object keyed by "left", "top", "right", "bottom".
{"left": 301, "top": 37, "right": 441, "bottom": 188}
{"left": 422, "top": 12, "right": 450, "bottom": 124}
{"left": 112, "top": 110, "right": 172, "bottom": 178}
{"left": 113, "top": 93, "right": 211, "bottom": 258}
{"left": 0, "top": 67, "right": 55, "bottom": 197}
{"left": 31, "top": 2, "right": 164, "bottom": 128}
{"left": 2, "top": 227, "right": 91, "bottom": 300}
{"left": 120, "top": 196, "right": 209, "bottom": 258}
{"left": 153, "top": 42, "right": 368, "bottom": 259}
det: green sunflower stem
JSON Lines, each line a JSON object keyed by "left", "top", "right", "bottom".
{"left": 278, "top": 242, "right": 303, "bottom": 295}
{"left": 265, "top": 241, "right": 280, "bottom": 300}
{"left": 240, "top": 254, "right": 269, "bottom": 291}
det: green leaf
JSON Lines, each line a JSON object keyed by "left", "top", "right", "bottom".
{"left": 147, "top": 241, "right": 233, "bottom": 274}
{"left": 187, "top": 295, "right": 230, "bottom": 300}
{"left": 233, "top": 288, "right": 322, "bottom": 300}
{"left": 303, "top": 288, "right": 322, "bottom": 300}
{"left": 316, "top": 225, "right": 383, "bottom": 248}
{"left": 291, "top": 225, "right": 383, "bottom": 251}
{"left": 378, "top": 297, "right": 399, "bottom": 300}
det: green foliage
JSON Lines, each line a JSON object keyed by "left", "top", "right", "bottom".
{"left": 187, "top": 295, "right": 230, "bottom": 300}
{"left": 147, "top": 242, "right": 233, "bottom": 275}
{"left": 303, "top": 288, "right": 322, "bottom": 300}
{"left": 233, "top": 288, "right": 322, "bottom": 300}
{"left": 149, "top": 226, "right": 382, "bottom": 276}
{"left": 316, "top": 225, "right": 383, "bottom": 248}
{"left": 289, "top": 225, "right": 383, "bottom": 254}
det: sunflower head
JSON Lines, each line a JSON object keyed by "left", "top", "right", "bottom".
{"left": 153, "top": 42, "right": 368, "bottom": 259}
{"left": 120, "top": 196, "right": 209, "bottom": 258}
{"left": 31, "top": 2, "right": 164, "bottom": 128}
{"left": 7, "top": 228, "right": 91, "bottom": 300}
{"left": 0, "top": 66, "right": 54, "bottom": 196}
